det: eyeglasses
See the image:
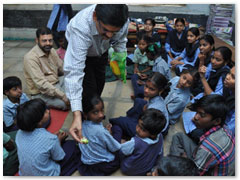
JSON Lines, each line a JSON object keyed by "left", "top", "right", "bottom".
{"left": 98, "top": 21, "right": 119, "bottom": 36}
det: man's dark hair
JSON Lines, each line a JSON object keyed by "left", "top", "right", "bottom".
{"left": 95, "top": 4, "right": 128, "bottom": 28}
{"left": 17, "top": 98, "right": 47, "bottom": 131}
{"left": 139, "top": 108, "right": 166, "bottom": 135}
{"left": 189, "top": 94, "right": 228, "bottom": 126}
{"left": 156, "top": 155, "right": 199, "bottom": 176}
{"left": 36, "top": 27, "right": 52, "bottom": 38}
{"left": 3, "top": 76, "right": 22, "bottom": 95}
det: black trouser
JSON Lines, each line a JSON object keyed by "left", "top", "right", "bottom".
{"left": 82, "top": 52, "right": 108, "bottom": 98}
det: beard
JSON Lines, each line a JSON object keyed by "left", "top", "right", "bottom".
{"left": 38, "top": 43, "right": 52, "bottom": 53}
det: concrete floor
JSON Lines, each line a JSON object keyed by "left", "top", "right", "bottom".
{"left": 3, "top": 40, "right": 185, "bottom": 176}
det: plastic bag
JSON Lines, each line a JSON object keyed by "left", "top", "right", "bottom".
{"left": 109, "top": 51, "right": 127, "bottom": 83}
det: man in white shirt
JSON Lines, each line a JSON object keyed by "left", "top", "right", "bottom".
{"left": 64, "top": 4, "right": 129, "bottom": 142}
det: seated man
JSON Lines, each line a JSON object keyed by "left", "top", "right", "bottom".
{"left": 23, "top": 27, "right": 69, "bottom": 110}
{"left": 169, "top": 94, "right": 235, "bottom": 176}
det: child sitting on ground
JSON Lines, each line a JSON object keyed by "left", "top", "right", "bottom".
{"left": 171, "top": 27, "right": 200, "bottom": 76}
{"left": 15, "top": 98, "right": 80, "bottom": 176}
{"left": 131, "top": 43, "right": 171, "bottom": 99}
{"left": 78, "top": 95, "right": 121, "bottom": 176}
{"left": 170, "top": 94, "right": 235, "bottom": 176}
{"left": 3, "top": 76, "right": 29, "bottom": 132}
{"left": 147, "top": 155, "right": 199, "bottom": 176}
{"left": 164, "top": 68, "right": 199, "bottom": 125}
{"left": 110, "top": 72, "right": 170, "bottom": 139}
{"left": 165, "top": 18, "right": 188, "bottom": 67}
{"left": 3, "top": 76, "right": 50, "bottom": 132}
{"left": 119, "top": 108, "right": 166, "bottom": 176}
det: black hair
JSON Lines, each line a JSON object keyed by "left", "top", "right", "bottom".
{"left": 36, "top": 27, "right": 52, "bottom": 39}
{"left": 16, "top": 98, "right": 47, "bottom": 131}
{"left": 189, "top": 94, "right": 228, "bottom": 126}
{"left": 82, "top": 94, "right": 104, "bottom": 115}
{"left": 95, "top": 4, "right": 128, "bottom": 28}
{"left": 146, "top": 43, "right": 161, "bottom": 58}
{"left": 3, "top": 76, "right": 22, "bottom": 95}
{"left": 144, "top": 17, "right": 156, "bottom": 27}
{"left": 199, "top": 34, "right": 215, "bottom": 50}
{"left": 175, "top": 18, "right": 185, "bottom": 26}
{"left": 214, "top": 46, "right": 232, "bottom": 65}
{"left": 156, "top": 155, "right": 199, "bottom": 176}
{"left": 180, "top": 68, "right": 199, "bottom": 88}
{"left": 140, "top": 108, "right": 166, "bottom": 136}
{"left": 148, "top": 72, "right": 171, "bottom": 99}
{"left": 137, "top": 33, "right": 153, "bottom": 44}
{"left": 187, "top": 27, "right": 200, "bottom": 37}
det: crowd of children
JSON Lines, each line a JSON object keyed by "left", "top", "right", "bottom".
{"left": 3, "top": 16, "right": 235, "bottom": 176}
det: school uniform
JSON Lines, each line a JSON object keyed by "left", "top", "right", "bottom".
{"left": 165, "top": 29, "right": 187, "bottom": 67}
{"left": 192, "top": 64, "right": 230, "bottom": 102}
{"left": 152, "top": 56, "right": 171, "bottom": 80}
{"left": 3, "top": 93, "right": 29, "bottom": 132}
{"left": 16, "top": 128, "right": 80, "bottom": 176}
{"left": 131, "top": 56, "right": 171, "bottom": 98}
{"left": 120, "top": 134, "right": 163, "bottom": 176}
{"left": 164, "top": 76, "right": 191, "bottom": 125}
{"left": 78, "top": 120, "right": 121, "bottom": 176}
{"left": 175, "top": 41, "right": 200, "bottom": 75}
{"left": 110, "top": 96, "right": 169, "bottom": 138}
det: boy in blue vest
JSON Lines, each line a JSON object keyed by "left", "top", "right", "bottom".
{"left": 118, "top": 108, "right": 166, "bottom": 176}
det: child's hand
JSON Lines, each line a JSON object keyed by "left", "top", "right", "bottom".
{"left": 134, "top": 67, "right": 139, "bottom": 74}
{"left": 139, "top": 73, "right": 148, "bottom": 80}
{"left": 198, "top": 65, "right": 206, "bottom": 78}
{"left": 137, "top": 80, "right": 145, "bottom": 86}
{"left": 105, "top": 123, "right": 112, "bottom": 134}
{"left": 56, "top": 131, "right": 68, "bottom": 142}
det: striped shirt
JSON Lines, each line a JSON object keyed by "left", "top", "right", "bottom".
{"left": 194, "top": 125, "right": 235, "bottom": 176}
{"left": 64, "top": 4, "right": 129, "bottom": 111}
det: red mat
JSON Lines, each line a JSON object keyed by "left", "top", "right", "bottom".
{"left": 46, "top": 109, "right": 69, "bottom": 133}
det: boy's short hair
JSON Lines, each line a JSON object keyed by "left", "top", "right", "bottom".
{"left": 156, "top": 155, "right": 199, "bottom": 176}
{"left": 189, "top": 94, "right": 228, "bottom": 126}
{"left": 17, "top": 98, "right": 47, "bottom": 131}
{"left": 3, "top": 76, "right": 22, "bottom": 95}
{"left": 36, "top": 27, "right": 52, "bottom": 39}
{"left": 95, "top": 4, "right": 128, "bottom": 28}
{"left": 140, "top": 108, "right": 166, "bottom": 135}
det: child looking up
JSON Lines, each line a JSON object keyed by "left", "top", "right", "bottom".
{"left": 170, "top": 94, "right": 235, "bottom": 176}
{"left": 164, "top": 68, "right": 199, "bottom": 125}
{"left": 3, "top": 76, "right": 29, "bottom": 132}
{"left": 171, "top": 27, "right": 200, "bottom": 75}
{"left": 78, "top": 95, "right": 121, "bottom": 176}
{"left": 110, "top": 72, "right": 170, "bottom": 139}
{"left": 165, "top": 18, "right": 187, "bottom": 67}
{"left": 120, "top": 108, "right": 166, "bottom": 176}
{"left": 16, "top": 98, "right": 80, "bottom": 176}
